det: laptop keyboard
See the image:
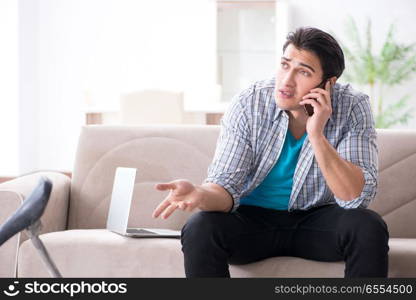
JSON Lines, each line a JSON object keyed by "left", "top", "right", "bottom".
{"left": 127, "top": 228, "right": 157, "bottom": 235}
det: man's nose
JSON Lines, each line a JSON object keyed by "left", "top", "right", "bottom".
{"left": 281, "top": 71, "right": 296, "bottom": 87}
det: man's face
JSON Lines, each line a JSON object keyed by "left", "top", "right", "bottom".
{"left": 275, "top": 43, "right": 324, "bottom": 113}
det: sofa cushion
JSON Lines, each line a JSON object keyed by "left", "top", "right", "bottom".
{"left": 17, "top": 230, "right": 416, "bottom": 278}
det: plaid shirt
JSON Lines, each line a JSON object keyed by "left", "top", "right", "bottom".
{"left": 204, "top": 77, "right": 378, "bottom": 212}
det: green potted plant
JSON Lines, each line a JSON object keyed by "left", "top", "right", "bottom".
{"left": 334, "top": 16, "right": 416, "bottom": 128}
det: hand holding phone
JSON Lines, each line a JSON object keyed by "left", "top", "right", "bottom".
{"left": 303, "top": 79, "right": 329, "bottom": 116}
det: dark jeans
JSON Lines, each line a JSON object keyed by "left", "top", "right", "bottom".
{"left": 181, "top": 204, "right": 389, "bottom": 278}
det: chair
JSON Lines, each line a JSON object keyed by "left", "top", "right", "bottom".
{"left": 120, "top": 90, "right": 184, "bottom": 125}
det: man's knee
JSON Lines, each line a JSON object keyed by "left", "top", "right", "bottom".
{"left": 338, "top": 208, "right": 389, "bottom": 240}
{"left": 181, "top": 211, "right": 228, "bottom": 245}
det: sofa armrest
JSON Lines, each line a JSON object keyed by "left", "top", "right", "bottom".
{"left": 0, "top": 191, "right": 22, "bottom": 277}
{"left": 0, "top": 171, "right": 71, "bottom": 245}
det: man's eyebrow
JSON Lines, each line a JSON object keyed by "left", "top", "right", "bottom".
{"left": 281, "top": 56, "right": 316, "bottom": 73}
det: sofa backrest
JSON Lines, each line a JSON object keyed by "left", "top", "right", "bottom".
{"left": 69, "top": 126, "right": 416, "bottom": 238}
{"left": 369, "top": 129, "right": 416, "bottom": 238}
{"left": 69, "top": 125, "right": 220, "bottom": 231}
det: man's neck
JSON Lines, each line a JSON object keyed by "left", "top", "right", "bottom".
{"left": 287, "top": 109, "right": 308, "bottom": 139}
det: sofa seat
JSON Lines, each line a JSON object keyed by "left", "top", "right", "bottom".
{"left": 18, "top": 229, "right": 416, "bottom": 277}
{"left": 18, "top": 229, "right": 184, "bottom": 277}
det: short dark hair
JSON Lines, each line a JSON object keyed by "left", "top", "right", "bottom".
{"left": 283, "top": 27, "right": 345, "bottom": 80}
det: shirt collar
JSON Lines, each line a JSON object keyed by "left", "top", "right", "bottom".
{"left": 272, "top": 103, "right": 284, "bottom": 121}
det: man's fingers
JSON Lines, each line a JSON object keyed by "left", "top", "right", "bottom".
{"left": 303, "top": 92, "right": 324, "bottom": 99}
{"left": 310, "top": 81, "right": 330, "bottom": 94}
{"left": 153, "top": 181, "right": 195, "bottom": 218}
{"left": 300, "top": 98, "right": 321, "bottom": 109}
{"left": 154, "top": 200, "right": 194, "bottom": 218}
{"left": 303, "top": 92, "right": 328, "bottom": 105}
{"left": 155, "top": 183, "right": 176, "bottom": 191}
{"left": 152, "top": 198, "right": 172, "bottom": 218}
{"left": 178, "top": 201, "right": 195, "bottom": 212}
{"left": 153, "top": 183, "right": 177, "bottom": 217}
{"left": 161, "top": 203, "right": 179, "bottom": 219}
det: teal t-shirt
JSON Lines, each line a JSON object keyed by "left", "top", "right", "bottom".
{"left": 240, "top": 129, "right": 307, "bottom": 210}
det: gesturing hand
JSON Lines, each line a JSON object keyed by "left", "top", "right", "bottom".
{"left": 152, "top": 179, "right": 201, "bottom": 219}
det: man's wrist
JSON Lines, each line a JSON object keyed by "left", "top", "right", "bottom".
{"left": 195, "top": 183, "right": 233, "bottom": 212}
{"left": 194, "top": 185, "right": 206, "bottom": 209}
{"left": 308, "top": 132, "right": 326, "bottom": 145}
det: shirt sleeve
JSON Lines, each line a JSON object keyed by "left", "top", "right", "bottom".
{"left": 334, "top": 94, "right": 378, "bottom": 209}
{"left": 203, "top": 89, "right": 254, "bottom": 212}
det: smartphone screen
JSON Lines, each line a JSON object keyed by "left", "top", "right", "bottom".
{"left": 304, "top": 80, "right": 327, "bottom": 116}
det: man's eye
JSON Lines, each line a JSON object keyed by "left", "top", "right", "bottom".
{"left": 280, "top": 62, "right": 288, "bottom": 68}
{"left": 300, "top": 70, "right": 310, "bottom": 76}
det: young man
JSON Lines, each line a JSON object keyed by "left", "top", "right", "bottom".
{"left": 152, "top": 27, "right": 389, "bottom": 278}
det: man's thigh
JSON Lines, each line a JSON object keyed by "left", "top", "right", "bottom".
{"left": 288, "top": 204, "right": 347, "bottom": 262}
{"left": 183, "top": 205, "right": 296, "bottom": 265}
{"left": 226, "top": 205, "right": 298, "bottom": 265}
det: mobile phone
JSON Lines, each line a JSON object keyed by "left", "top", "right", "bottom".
{"left": 304, "top": 103, "right": 314, "bottom": 117}
{"left": 304, "top": 79, "right": 328, "bottom": 116}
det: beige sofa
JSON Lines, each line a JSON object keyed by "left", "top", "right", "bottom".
{"left": 1, "top": 125, "right": 416, "bottom": 277}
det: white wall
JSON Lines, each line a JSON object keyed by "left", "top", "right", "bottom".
{"left": 277, "top": 0, "right": 416, "bottom": 129}
{"left": 218, "top": 2, "right": 276, "bottom": 102}
{"left": 18, "top": 0, "right": 217, "bottom": 174}
{"left": 11, "top": 0, "right": 416, "bottom": 176}
{"left": 0, "top": 0, "right": 19, "bottom": 176}
{"left": 19, "top": 0, "right": 39, "bottom": 175}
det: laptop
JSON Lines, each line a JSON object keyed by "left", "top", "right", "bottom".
{"left": 106, "top": 167, "right": 181, "bottom": 238}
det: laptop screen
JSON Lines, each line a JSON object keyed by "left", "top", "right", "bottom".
{"left": 106, "top": 167, "right": 137, "bottom": 233}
